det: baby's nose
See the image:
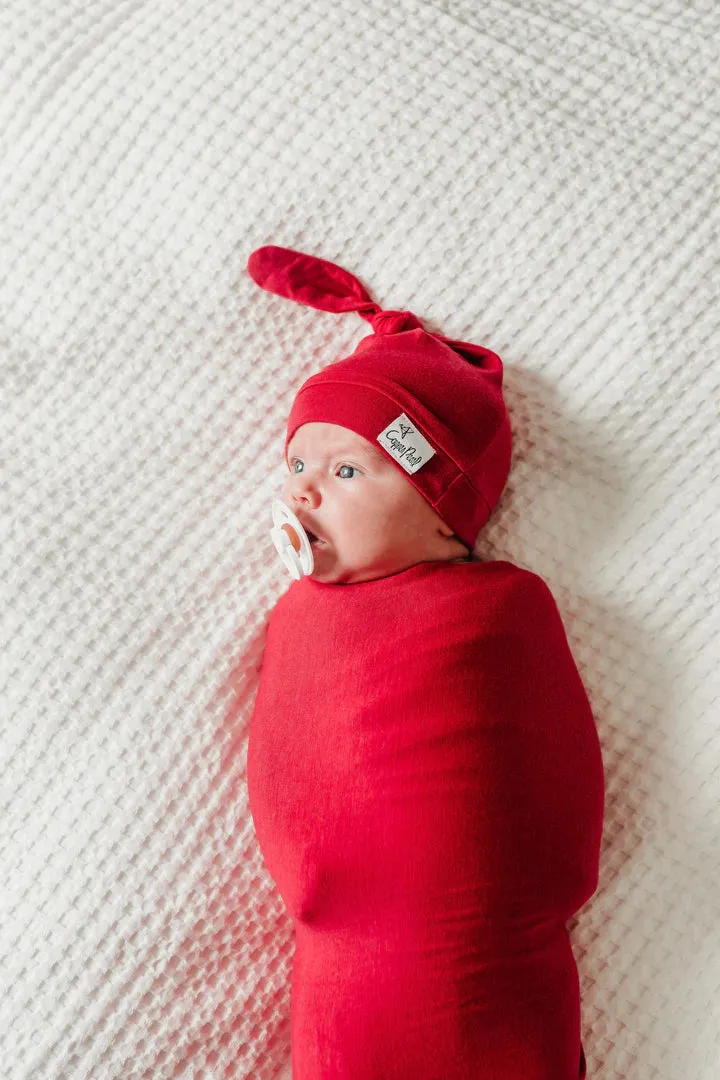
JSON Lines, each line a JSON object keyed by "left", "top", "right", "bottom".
{"left": 285, "top": 476, "right": 319, "bottom": 506}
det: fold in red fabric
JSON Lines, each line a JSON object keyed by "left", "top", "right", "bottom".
{"left": 247, "top": 559, "right": 605, "bottom": 1079}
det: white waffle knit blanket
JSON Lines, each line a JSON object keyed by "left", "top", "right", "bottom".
{"left": 1, "top": 2, "right": 718, "bottom": 1078}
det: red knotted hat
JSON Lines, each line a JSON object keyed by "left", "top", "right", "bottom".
{"left": 246, "top": 245, "right": 512, "bottom": 551}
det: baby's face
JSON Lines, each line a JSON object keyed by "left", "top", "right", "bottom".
{"left": 281, "top": 422, "right": 470, "bottom": 584}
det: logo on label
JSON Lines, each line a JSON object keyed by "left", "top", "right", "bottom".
{"left": 376, "top": 412, "right": 436, "bottom": 474}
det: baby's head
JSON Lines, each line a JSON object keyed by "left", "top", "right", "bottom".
{"left": 248, "top": 245, "right": 513, "bottom": 584}
{"left": 282, "top": 422, "right": 471, "bottom": 584}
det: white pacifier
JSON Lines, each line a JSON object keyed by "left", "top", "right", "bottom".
{"left": 270, "top": 499, "right": 314, "bottom": 580}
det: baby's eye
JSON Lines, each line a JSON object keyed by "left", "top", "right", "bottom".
{"left": 289, "top": 459, "right": 358, "bottom": 479}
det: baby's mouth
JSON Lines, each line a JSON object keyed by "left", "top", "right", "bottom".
{"left": 306, "top": 529, "right": 328, "bottom": 548}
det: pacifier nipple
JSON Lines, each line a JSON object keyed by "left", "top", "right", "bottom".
{"left": 270, "top": 500, "right": 314, "bottom": 580}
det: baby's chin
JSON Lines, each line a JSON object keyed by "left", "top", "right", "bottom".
{"left": 308, "top": 545, "right": 443, "bottom": 585}
{"left": 307, "top": 539, "right": 341, "bottom": 578}
{"left": 308, "top": 544, "right": 382, "bottom": 584}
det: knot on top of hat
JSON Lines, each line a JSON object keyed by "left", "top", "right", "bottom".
{"left": 248, "top": 246, "right": 427, "bottom": 336}
{"left": 247, "top": 245, "right": 426, "bottom": 338}
{"left": 247, "top": 245, "right": 380, "bottom": 318}
{"left": 369, "top": 309, "right": 424, "bottom": 335}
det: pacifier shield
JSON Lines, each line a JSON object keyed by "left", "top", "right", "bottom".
{"left": 270, "top": 500, "right": 314, "bottom": 579}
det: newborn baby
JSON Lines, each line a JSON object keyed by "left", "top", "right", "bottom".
{"left": 245, "top": 246, "right": 605, "bottom": 1079}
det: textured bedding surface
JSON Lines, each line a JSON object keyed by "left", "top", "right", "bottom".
{"left": 1, "top": 1, "right": 718, "bottom": 1078}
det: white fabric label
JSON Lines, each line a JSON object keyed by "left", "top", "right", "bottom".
{"left": 376, "top": 412, "right": 436, "bottom": 474}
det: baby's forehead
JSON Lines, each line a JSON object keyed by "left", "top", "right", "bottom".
{"left": 288, "top": 423, "right": 385, "bottom": 463}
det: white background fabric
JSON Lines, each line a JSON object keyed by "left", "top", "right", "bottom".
{"left": 1, "top": 1, "right": 718, "bottom": 1077}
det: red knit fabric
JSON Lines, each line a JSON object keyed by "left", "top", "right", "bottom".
{"left": 246, "top": 559, "right": 605, "bottom": 1078}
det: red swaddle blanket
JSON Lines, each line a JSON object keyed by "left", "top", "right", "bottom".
{"left": 247, "top": 559, "right": 605, "bottom": 1078}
